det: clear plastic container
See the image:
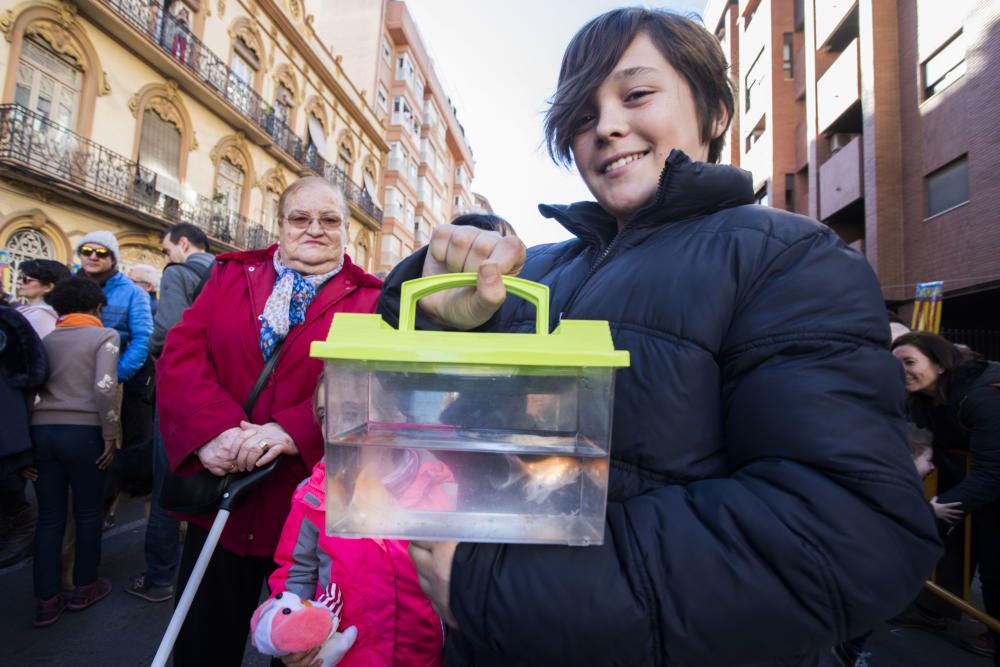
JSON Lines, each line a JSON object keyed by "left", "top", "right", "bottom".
{"left": 312, "top": 274, "right": 629, "bottom": 545}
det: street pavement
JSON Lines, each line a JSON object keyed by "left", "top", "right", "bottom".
{"left": 0, "top": 494, "right": 992, "bottom": 666}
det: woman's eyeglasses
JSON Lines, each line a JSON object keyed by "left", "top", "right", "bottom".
{"left": 283, "top": 214, "right": 343, "bottom": 231}
{"left": 18, "top": 275, "right": 40, "bottom": 284}
{"left": 79, "top": 245, "right": 112, "bottom": 259}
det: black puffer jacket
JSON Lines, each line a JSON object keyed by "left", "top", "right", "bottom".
{"left": 914, "top": 359, "right": 1000, "bottom": 514}
{"left": 379, "top": 152, "right": 941, "bottom": 666}
{"left": 0, "top": 304, "right": 48, "bottom": 473}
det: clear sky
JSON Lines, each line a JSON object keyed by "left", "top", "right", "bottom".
{"left": 405, "top": 0, "right": 707, "bottom": 247}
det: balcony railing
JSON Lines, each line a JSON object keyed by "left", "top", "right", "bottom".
{"left": 102, "top": 0, "right": 305, "bottom": 161}
{"left": 98, "top": 0, "right": 383, "bottom": 227}
{"left": 303, "top": 150, "right": 383, "bottom": 226}
{"left": 0, "top": 104, "right": 274, "bottom": 250}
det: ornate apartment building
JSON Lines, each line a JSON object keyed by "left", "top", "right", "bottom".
{"left": 311, "top": 0, "right": 477, "bottom": 273}
{"left": 0, "top": 0, "right": 387, "bottom": 295}
{"left": 704, "top": 0, "right": 1000, "bottom": 355}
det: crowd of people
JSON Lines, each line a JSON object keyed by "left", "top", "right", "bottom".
{"left": 0, "top": 7, "right": 997, "bottom": 667}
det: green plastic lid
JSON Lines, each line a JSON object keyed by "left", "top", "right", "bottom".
{"left": 310, "top": 273, "right": 630, "bottom": 368}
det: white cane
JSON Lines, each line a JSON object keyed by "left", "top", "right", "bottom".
{"left": 151, "top": 460, "right": 278, "bottom": 667}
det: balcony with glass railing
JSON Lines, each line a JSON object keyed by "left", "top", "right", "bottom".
{"left": 0, "top": 104, "right": 274, "bottom": 250}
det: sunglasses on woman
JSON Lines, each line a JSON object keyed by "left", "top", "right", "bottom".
{"left": 18, "top": 274, "right": 40, "bottom": 284}
{"left": 79, "top": 245, "right": 112, "bottom": 259}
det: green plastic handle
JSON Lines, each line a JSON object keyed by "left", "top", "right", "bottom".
{"left": 398, "top": 272, "right": 550, "bottom": 334}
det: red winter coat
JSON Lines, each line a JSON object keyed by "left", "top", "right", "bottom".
{"left": 156, "top": 246, "right": 381, "bottom": 557}
{"left": 269, "top": 461, "right": 445, "bottom": 666}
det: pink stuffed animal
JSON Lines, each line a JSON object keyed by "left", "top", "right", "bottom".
{"left": 251, "top": 583, "right": 358, "bottom": 666}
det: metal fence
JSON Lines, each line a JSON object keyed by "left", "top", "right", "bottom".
{"left": 941, "top": 328, "right": 1000, "bottom": 362}
{"left": 0, "top": 104, "right": 274, "bottom": 250}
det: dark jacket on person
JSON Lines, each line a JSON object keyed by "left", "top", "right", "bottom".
{"left": 148, "top": 251, "right": 214, "bottom": 357}
{"left": 914, "top": 359, "right": 1000, "bottom": 515}
{"left": 378, "top": 151, "right": 941, "bottom": 667}
{"left": 0, "top": 305, "right": 48, "bottom": 473}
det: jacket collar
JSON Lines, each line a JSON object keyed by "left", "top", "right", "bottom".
{"left": 538, "top": 150, "right": 755, "bottom": 248}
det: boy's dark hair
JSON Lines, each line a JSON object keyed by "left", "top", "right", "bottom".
{"left": 907, "top": 422, "right": 933, "bottom": 459}
{"left": 165, "top": 223, "right": 210, "bottom": 253}
{"left": 450, "top": 213, "right": 517, "bottom": 237}
{"left": 45, "top": 277, "right": 107, "bottom": 316}
{"left": 19, "top": 259, "right": 71, "bottom": 287}
{"left": 891, "top": 331, "right": 973, "bottom": 406}
{"left": 545, "top": 8, "right": 734, "bottom": 166}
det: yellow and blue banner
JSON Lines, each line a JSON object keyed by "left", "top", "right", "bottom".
{"left": 911, "top": 281, "right": 944, "bottom": 334}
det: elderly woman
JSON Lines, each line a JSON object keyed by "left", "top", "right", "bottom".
{"left": 156, "top": 176, "right": 381, "bottom": 666}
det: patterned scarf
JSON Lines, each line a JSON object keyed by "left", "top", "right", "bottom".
{"left": 259, "top": 250, "right": 343, "bottom": 361}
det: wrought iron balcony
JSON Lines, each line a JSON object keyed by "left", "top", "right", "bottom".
{"left": 0, "top": 104, "right": 274, "bottom": 250}
{"left": 100, "top": 0, "right": 383, "bottom": 228}
{"left": 101, "top": 0, "right": 305, "bottom": 161}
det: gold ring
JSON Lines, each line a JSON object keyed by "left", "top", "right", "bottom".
{"left": 229, "top": 462, "right": 237, "bottom": 472}
{"left": 259, "top": 440, "right": 270, "bottom": 454}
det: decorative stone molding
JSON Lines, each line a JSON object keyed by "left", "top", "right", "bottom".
{"left": 210, "top": 132, "right": 256, "bottom": 188}
{"left": 258, "top": 165, "right": 288, "bottom": 196}
{"left": 228, "top": 16, "right": 264, "bottom": 63}
{"left": 217, "top": 0, "right": 224, "bottom": 19}
{"left": 271, "top": 63, "right": 299, "bottom": 104}
{"left": 303, "top": 96, "right": 328, "bottom": 131}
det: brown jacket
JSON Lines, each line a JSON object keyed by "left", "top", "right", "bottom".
{"left": 32, "top": 326, "right": 121, "bottom": 440}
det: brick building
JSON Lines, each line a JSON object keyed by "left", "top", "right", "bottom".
{"left": 309, "top": 0, "right": 476, "bottom": 272}
{"left": 704, "top": 0, "right": 1000, "bottom": 357}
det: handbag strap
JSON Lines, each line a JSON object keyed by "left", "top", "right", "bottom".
{"left": 244, "top": 339, "right": 286, "bottom": 416}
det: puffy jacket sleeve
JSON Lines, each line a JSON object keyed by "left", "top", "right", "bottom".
{"left": 118, "top": 285, "right": 153, "bottom": 382}
{"left": 938, "top": 385, "right": 1000, "bottom": 513}
{"left": 156, "top": 264, "right": 247, "bottom": 473}
{"left": 446, "top": 229, "right": 941, "bottom": 665}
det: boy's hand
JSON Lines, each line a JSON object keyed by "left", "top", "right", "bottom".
{"left": 96, "top": 439, "right": 116, "bottom": 470}
{"left": 419, "top": 224, "right": 526, "bottom": 330}
{"left": 409, "top": 540, "right": 459, "bottom": 628}
{"left": 280, "top": 646, "right": 321, "bottom": 667}
{"left": 931, "top": 496, "right": 963, "bottom": 524}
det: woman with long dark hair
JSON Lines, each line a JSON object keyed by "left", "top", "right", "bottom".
{"left": 892, "top": 332, "right": 1000, "bottom": 661}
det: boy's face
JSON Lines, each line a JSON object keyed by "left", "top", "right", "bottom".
{"left": 570, "top": 32, "right": 724, "bottom": 227}
{"left": 914, "top": 448, "right": 934, "bottom": 479}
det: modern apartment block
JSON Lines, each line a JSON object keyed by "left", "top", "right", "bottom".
{"left": 704, "top": 0, "right": 1000, "bottom": 354}
{"left": 310, "top": 0, "right": 476, "bottom": 272}
{"left": 0, "top": 0, "right": 387, "bottom": 296}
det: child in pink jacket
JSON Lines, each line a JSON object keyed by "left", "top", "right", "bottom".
{"left": 266, "top": 456, "right": 446, "bottom": 667}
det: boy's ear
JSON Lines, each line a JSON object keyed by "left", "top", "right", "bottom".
{"left": 711, "top": 106, "right": 730, "bottom": 141}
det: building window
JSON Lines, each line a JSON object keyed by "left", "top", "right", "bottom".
{"left": 338, "top": 142, "right": 353, "bottom": 176}
{"left": 229, "top": 38, "right": 258, "bottom": 113}
{"left": 15, "top": 37, "right": 82, "bottom": 129}
{"left": 380, "top": 234, "right": 402, "bottom": 267}
{"left": 5, "top": 228, "right": 55, "bottom": 300}
{"left": 744, "top": 48, "right": 765, "bottom": 112}
{"left": 263, "top": 188, "right": 281, "bottom": 235}
{"left": 381, "top": 39, "right": 392, "bottom": 65}
{"left": 216, "top": 157, "right": 245, "bottom": 215}
{"left": 784, "top": 173, "right": 795, "bottom": 213}
{"left": 274, "top": 83, "right": 294, "bottom": 125}
{"left": 783, "top": 33, "right": 793, "bottom": 78}
{"left": 376, "top": 84, "right": 388, "bottom": 113}
{"left": 923, "top": 31, "right": 966, "bottom": 100}
{"left": 414, "top": 76, "right": 425, "bottom": 101}
{"left": 926, "top": 156, "right": 969, "bottom": 217}
{"left": 396, "top": 53, "right": 415, "bottom": 85}
{"left": 138, "top": 109, "right": 181, "bottom": 181}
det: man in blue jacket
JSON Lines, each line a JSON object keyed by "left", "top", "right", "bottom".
{"left": 76, "top": 231, "right": 152, "bottom": 384}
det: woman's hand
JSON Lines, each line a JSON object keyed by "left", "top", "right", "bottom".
{"left": 409, "top": 540, "right": 459, "bottom": 629}
{"left": 19, "top": 466, "right": 38, "bottom": 482}
{"left": 96, "top": 439, "right": 116, "bottom": 470}
{"left": 931, "top": 496, "right": 964, "bottom": 524}
{"left": 233, "top": 420, "right": 297, "bottom": 471}
{"left": 197, "top": 426, "right": 244, "bottom": 476}
{"left": 280, "top": 646, "right": 322, "bottom": 667}
{"left": 419, "top": 224, "right": 526, "bottom": 330}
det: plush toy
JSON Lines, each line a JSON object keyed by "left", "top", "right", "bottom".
{"left": 251, "top": 583, "right": 358, "bottom": 666}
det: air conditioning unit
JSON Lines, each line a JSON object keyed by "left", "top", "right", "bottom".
{"left": 829, "top": 133, "right": 855, "bottom": 153}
